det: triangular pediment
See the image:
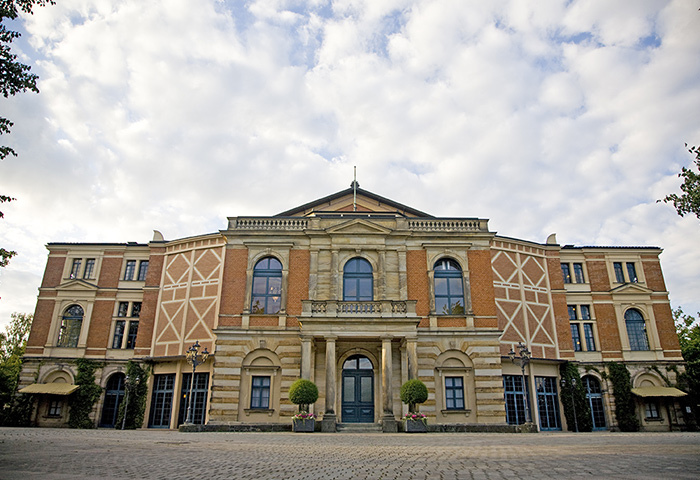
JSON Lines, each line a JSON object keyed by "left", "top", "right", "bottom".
{"left": 276, "top": 185, "right": 433, "bottom": 218}
{"left": 56, "top": 279, "right": 99, "bottom": 291}
{"left": 610, "top": 283, "right": 654, "bottom": 295}
{"left": 326, "top": 218, "right": 393, "bottom": 235}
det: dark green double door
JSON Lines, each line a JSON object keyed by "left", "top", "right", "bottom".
{"left": 341, "top": 355, "right": 374, "bottom": 423}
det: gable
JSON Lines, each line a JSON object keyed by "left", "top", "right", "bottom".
{"left": 326, "top": 218, "right": 394, "bottom": 235}
{"left": 56, "top": 279, "right": 99, "bottom": 292}
{"left": 610, "top": 283, "right": 654, "bottom": 295}
{"left": 276, "top": 184, "right": 433, "bottom": 218}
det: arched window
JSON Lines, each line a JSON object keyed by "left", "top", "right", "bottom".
{"left": 434, "top": 259, "right": 465, "bottom": 315}
{"left": 625, "top": 308, "right": 649, "bottom": 351}
{"left": 57, "top": 304, "right": 83, "bottom": 347}
{"left": 251, "top": 257, "right": 282, "bottom": 314}
{"left": 343, "top": 258, "right": 373, "bottom": 301}
{"left": 583, "top": 376, "right": 606, "bottom": 430}
{"left": 100, "top": 373, "right": 126, "bottom": 428}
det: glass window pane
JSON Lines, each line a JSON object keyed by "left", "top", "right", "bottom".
{"left": 267, "top": 276, "right": 282, "bottom": 294}
{"left": 448, "top": 277, "right": 463, "bottom": 295}
{"left": 358, "top": 278, "right": 372, "bottom": 299}
{"left": 358, "top": 357, "right": 372, "bottom": 370}
{"left": 268, "top": 296, "right": 281, "bottom": 314}
{"left": 343, "top": 377, "right": 355, "bottom": 402}
{"left": 252, "top": 277, "right": 267, "bottom": 294}
{"left": 435, "top": 298, "right": 450, "bottom": 315}
{"left": 434, "top": 277, "right": 448, "bottom": 295}
{"left": 360, "top": 377, "right": 372, "bottom": 402}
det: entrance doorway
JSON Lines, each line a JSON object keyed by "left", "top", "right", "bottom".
{"left": 342, "top": 355, "right": 374, "bottom": 423}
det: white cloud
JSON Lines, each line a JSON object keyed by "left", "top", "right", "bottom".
{"left": 1, "top": 0, "right": 700, "bottom": 329}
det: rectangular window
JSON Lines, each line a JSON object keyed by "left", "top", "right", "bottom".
{"left": 112, "top": 320, "right": 125, "bottom": 349}
{"left": 583, "top": 323, "right": 596, "bottom": 351}
{"left": 613, "top": 262, "right": 625, "bottom": 283}
{"left": 535, "top": 377, "right": 561, "bottom": 431}
{"left": 503, "top": 375, "right": 529, "bottom": 425}
{"left": 177, "top": 372, "right": 210, "bottom": 425}
{"left": 131, "top": 302, "right": 141, "bottom": 318}
{"left": 571, "top": 324, "right": 582, "bottom": 351}
{"left": 561, "top": 263, "right": 571, "bottom": 284}
{"left": 137, "top": 260, "right": 149, "bottom": 281}
{"left": 148, "top": 374, "right": 175, "bottom": 428}
{"left": 573, "top": 263, "right": 585, "bottom": 283}
{"left": 568, "top": 305, "right": 577, "bottom": 320}
{"left": 117, "top": 302, "right": 129, "bottom": 317}
{"left": 126, "top": 321, "right": 139, "bottom": 349}
{"left": 124, "top": 260, "right": 136, "bottom": 280}
{"left": 445, "top": 377, "right": 465, "bottom": 410}
{"left": 48, "top": 399, "right": 62, "bottom": 416}
{"left": 626, "top": 262, "right": 638, "bottom": 283}
{"left": 580, "top": 305, "right": 591, "bottom": 320}
{"left": 645, "top": 401, "right": 659, "bottom": 419}
{"left": 83, "top": 259, "right": 95, "bottom": 279}
{"left": 250, "top": 376, "right": 271, "bottom": 409}
{"left": 70, "top": 259, "right": 82, "bottom": 279}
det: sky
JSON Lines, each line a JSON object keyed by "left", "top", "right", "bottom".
{"left": 1, "top": 0, "right": 699, "bottom": 330}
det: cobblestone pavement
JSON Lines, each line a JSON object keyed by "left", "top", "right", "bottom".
{"left": 1, "top": 428, "right": 699, "bottom": 480}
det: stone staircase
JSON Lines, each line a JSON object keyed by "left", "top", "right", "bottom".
{"left": 336, "top": 423, "right": 383, "bottom": 433}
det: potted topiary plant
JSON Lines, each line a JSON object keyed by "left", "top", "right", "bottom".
{"left": 289, "top": 378, "right": 319, "bottom": 433}
{"left": 400, "top": 379, "right": 429, "bottom": 433}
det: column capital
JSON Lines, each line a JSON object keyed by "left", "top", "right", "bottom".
{"left": 325, "top": 335, "right": 338, "bottom": 342}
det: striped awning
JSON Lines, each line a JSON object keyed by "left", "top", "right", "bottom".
{"left": 18, "top": 383, "right": 79, "bottom": 395}
{"left": 631, "top": 386, "right": 687, "bottom": 398}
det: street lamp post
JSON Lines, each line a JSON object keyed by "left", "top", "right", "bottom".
{"left": 508, "top": 342, "right": 532, "bottom": 424}
{"left": 560, "top": 377, "right": 579, "bottom": 432}
{"left": 184, "top": 341, "right": 210, "bottom": 425}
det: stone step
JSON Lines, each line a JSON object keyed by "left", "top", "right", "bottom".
{"left": 336, "top": 423, "right": 383, "bottom": 433}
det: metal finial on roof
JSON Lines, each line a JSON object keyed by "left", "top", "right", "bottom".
{"left": 352, "top": 166, "right": 358, "bottom": 211}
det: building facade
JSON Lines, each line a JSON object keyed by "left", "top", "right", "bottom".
{"left": 19, "top": 186, "right": 688, "bottom": 431}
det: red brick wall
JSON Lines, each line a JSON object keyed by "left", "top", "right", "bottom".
{"left": 98, "top": 252, "right": 124, "bottom": 288}
{"left": 406, "top": 249, "right": 430, "bottom": 317}
{"left": 134, "top": 246, "right": 165, "bottom": 356}
{"left": 586, "top": 257, "right": 610, "bottom": 292}
{"left": 41, "top": 253, "right": 66, "bottom": 288}
{"left": 594, "top": 301, "right": 622, "bottom": 358}
{"left": 86, "top": 296, "right": 115, "bottom": 349}
{"left": 642, "top": 256, "right": 667, "bottom": 292}
{"left": 468, "top": 249, "right": 497, "bottom": 326}
{"left": 546, "top": 252, "right": 575, "bottom": 359}
{"left": 287, "top": 249, "right": 309, "bottom": 316}
{"left": 26, "top": 298, "right": 55, "bottom": 350}
{"left": 653, "top": 302, "right": 682, "bottom": 355}
{"left": 220, "top": 248, "right": 248, "bottom": 316}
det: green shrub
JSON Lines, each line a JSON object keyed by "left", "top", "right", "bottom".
{"left": 289, "top": 379, "right": 318, "bottom": 412}
{"left": 115, "top": 360, "right": 150, "bottom": 429}
{"left": 608, "top": 362, "right": 640, "bottom": 432}
{"left": 68, "top": 359, "right": 103, "bottom": 429}
{"left": 559, "top": 362, "right": 592, "bottom": 432}
{"left": 400, "top": 379, "right": 428, "bottom": 413}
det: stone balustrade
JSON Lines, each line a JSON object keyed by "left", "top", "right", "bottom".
{"left": 407, "top": 218, "right": 488, "bottom": 232}
{"left": 228, "top": 217, "right": 308, "bottom": 230}
{"left": 301, "top": 300, "right": 417, "bottom": 318}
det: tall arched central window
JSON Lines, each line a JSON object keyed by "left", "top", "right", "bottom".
{"left": 434, "top": 259, "right": 465, "bottom": 315}
{"left": 251, "top": 257, "right": 282, "bottom": 314}
{"left": 57, "top": 304, "right": 84, "bottom": 347}
{"left": 625, "top": 308, "right": 649, "bottom": 351}
{"left": 343, "top": 258, "right": 373, "bottom": 301}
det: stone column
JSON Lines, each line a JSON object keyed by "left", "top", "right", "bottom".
{"left": 406, "top": 336, "right": 418, "bottom": 380}
{"left": 381, "top": 336, "right": 397, "bottom": 432}
{"left": 300, "top": 336, "right": 312, "bottom": 380}
{"left": 322, "top": 335, "right": 337, "bottom": 432}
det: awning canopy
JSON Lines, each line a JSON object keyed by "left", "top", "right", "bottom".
{"left": 631, "top": 386, "right": 687, "bottom": 398}
{"left": 18, "top": 383, "right": 79, "bottom": 395}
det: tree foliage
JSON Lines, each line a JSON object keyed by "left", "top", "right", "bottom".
{"left": 608, "top": 362, "right": 640, "bottom": 432}
{"left": 1, "top": 1, "right": 54, "bottom": 268}
{"left": 661, "top": 144, "right": 700, "bottom": 219}
{"left": 0, "top": 312, "right": 32, "bottom": 423}
{"left": 400, "top": 379, "right": 428, "bottom": 413}
{"left": 674, "top": 307, "right": 700, "bottom": 427}
{"left": 288, "top": 379, "right": 319, "bottom": 412}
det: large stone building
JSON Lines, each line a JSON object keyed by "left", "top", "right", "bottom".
{"left": 18, "top": 185, "right": 689, "bottom": 431}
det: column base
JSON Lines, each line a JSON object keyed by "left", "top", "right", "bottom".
{"left": 382, "top": 415, "right": 397, "bottom": 433}
{"left": 322, "top": 414, "right": 337, "bottom": 432}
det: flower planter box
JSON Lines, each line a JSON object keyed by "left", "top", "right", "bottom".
{"left": 404, "top": 418, "right": 427, "bottom": 433}
{"left": 292, "top": 418, "right": 315, "bottom": 433}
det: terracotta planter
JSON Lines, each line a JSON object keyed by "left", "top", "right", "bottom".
{"left": 404, "top": 418, "right": 427, "bottom": 433}
{"left": 292, "top": 418, "right": 315, "bottom": 433}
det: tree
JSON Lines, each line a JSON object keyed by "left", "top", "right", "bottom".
{"left": 661, "top": 144, "right": 700, "bottom": 219}
{"left": 1, "top": 1, "right": 54, "bottom": 268}
{"left": 288, "top": 379, "right": 319, "bottom": 413}
{"left": 0, "top": 312, "right": 32, "bottom": 423}
{"left": 399, "top": 379, "right": 428, "bottom": 413}
{"left": 674, "top": 307, "right": 700, "bottom": 427}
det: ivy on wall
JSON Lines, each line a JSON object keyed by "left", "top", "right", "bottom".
{"left": 115, "top": 360, "right": 150, "bottom": 429}
{"left": 559, "top": 362, "right": 592, "bottom": 432}
{"left": 68, "top": 359, "right": 103, "bottom": 429}
{"left": 608, "top": 362, "right": 640, "bottom": 432}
